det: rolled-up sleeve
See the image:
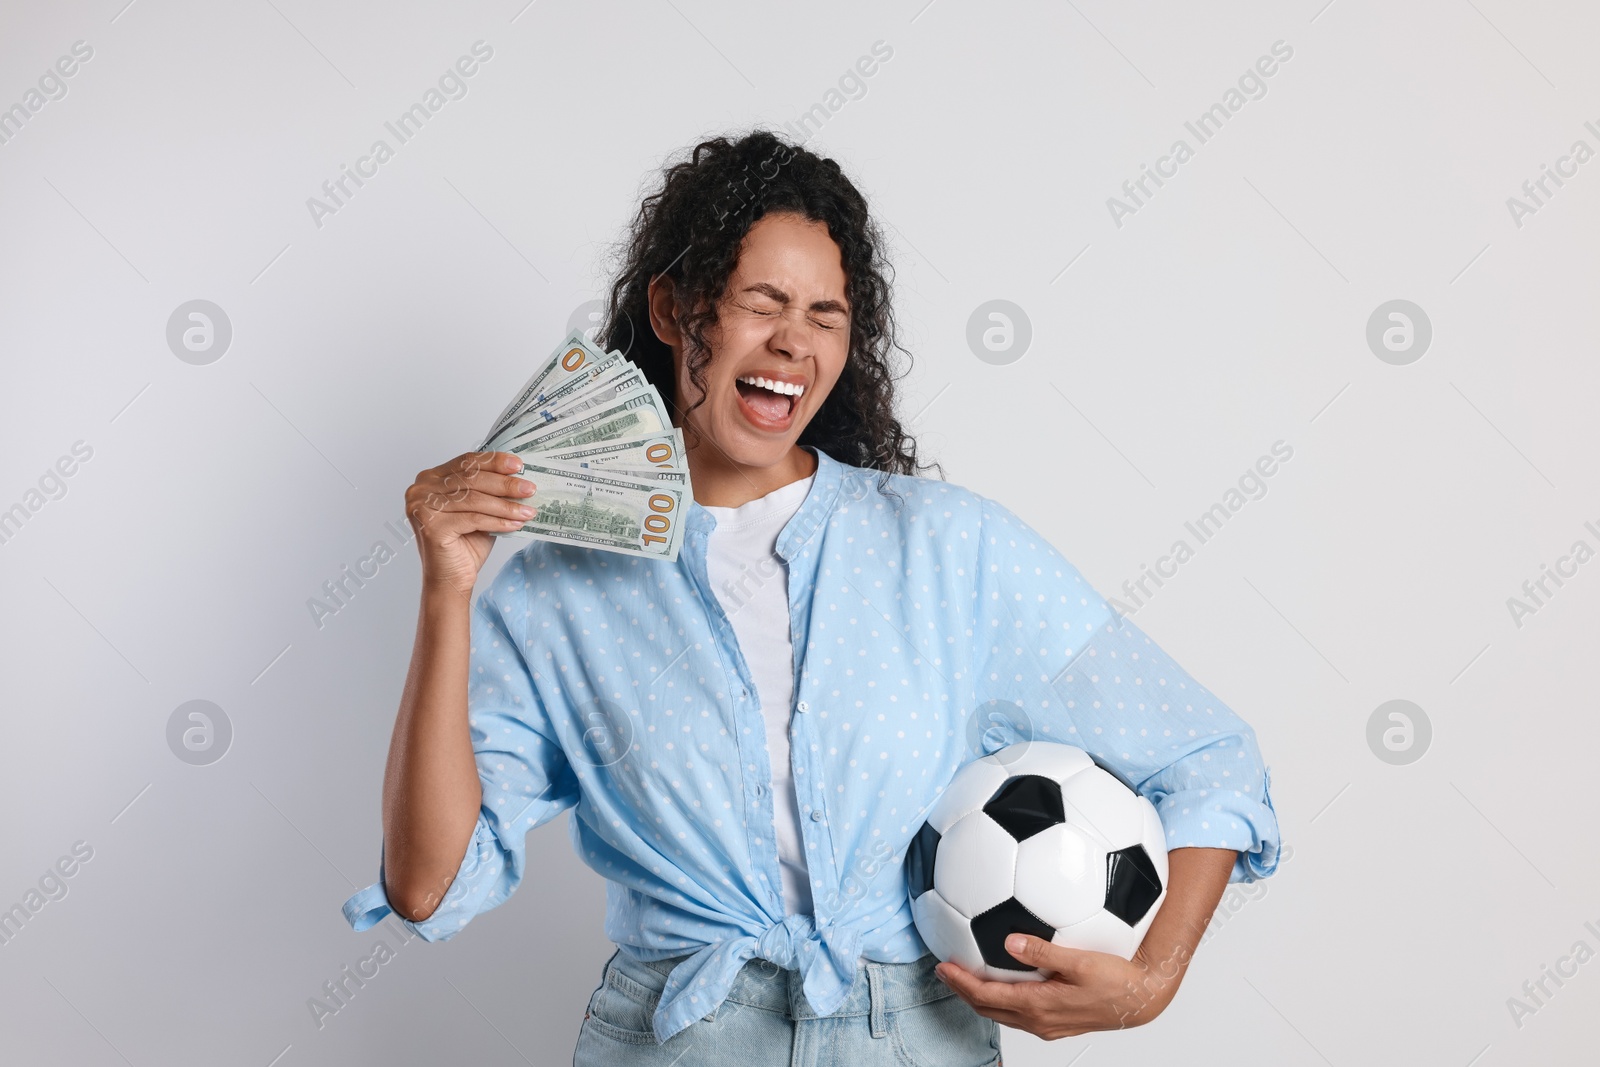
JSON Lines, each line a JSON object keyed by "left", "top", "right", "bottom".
{"left": 972, "top": 496, "right": 1282, "bottom": 883}
{"left": 342, "top": 553, "right": 579, "bottom": 939}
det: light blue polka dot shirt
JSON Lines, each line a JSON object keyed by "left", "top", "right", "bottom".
{"left": 342, "top": 444, "right": 1283, "bottom": 1043}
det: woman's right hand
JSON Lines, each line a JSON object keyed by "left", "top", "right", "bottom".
{"left": 404, "top": 451, "right": 537, "bottom": 597}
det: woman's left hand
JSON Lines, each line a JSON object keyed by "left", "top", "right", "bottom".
{"left": 935, "top": 934, "right": 1178, "bottom": 1039}
{"left": 934, "top": 847, "right": 1242, "bottom": 1039}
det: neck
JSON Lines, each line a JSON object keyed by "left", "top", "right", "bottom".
{"left": 688, "top": 443, "right": 817, "bottom": 507}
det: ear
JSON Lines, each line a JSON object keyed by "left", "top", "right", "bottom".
{"left": 646, "top": 274, "right": 683, "bottom": 348}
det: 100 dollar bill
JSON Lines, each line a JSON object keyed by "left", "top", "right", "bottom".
{"left": 503, "top": 456, "right": 688, "bottom": 561}
{"left": 538, "top": 428, "right": 687, "bottom": 472}
{"left": 499, "top": 385, "right": 671, "bottom": 455}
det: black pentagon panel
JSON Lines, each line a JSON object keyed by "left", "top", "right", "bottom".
{"left": 1104, "top": 845, "right": 1163, "bottom": 926}
{"left": 982, "top": 774, "right": 1065, "bottom": 843}
{"left": 905, "top": 821, "right": 941, "bottom": 900}
{"left": 970, "top": 898, "right": 1055, "bottom": 971}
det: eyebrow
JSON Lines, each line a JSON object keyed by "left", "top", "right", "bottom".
{"left": 742, "top": 282, "right": 849, "bottom": 316}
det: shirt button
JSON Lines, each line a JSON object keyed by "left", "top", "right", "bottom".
{"left": 796, "top": 700, "right": 809, "bottom": 713}
{"left": 810, "top": 810, "right": 823, "bottom": 822}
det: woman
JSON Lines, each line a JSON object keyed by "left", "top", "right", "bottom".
{"left": 342, "top": 130, "right": 1282, "bottom": 1063}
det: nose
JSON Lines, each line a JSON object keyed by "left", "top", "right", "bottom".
{"left": 769, "top": 307, "right": 812, "bottom": 361}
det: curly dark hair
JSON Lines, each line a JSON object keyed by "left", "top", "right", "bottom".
{"left": 595, "top": 128, "right": 942, "bottom": 493}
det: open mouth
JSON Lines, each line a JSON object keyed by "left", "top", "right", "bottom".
{"left": 734, "top": 374, "right": 803, "bottom": 426}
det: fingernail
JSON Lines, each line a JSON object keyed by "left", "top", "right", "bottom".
{"left": 516, "top": 479, "right": 534, "bottom": 494}
{"left": 1006, "top": 934, "right": 1026, "bottom": 953}
{"left": 517, "top": 505, "right": 534, "bottom": 517}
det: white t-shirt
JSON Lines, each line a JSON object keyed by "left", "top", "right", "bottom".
{"left": 703, "top": 472, "right": 816, "bottom": 916}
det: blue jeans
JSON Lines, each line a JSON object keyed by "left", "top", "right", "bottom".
{"left": 574, "top": 948, "right": 1002, "bottom": 1066}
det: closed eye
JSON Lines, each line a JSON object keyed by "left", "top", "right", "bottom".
{"left": 738, "top": 298, "right": 846, "bottom": 331}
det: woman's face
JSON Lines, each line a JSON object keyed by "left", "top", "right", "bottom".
{"left": 652, "top": 211, "right": 851, "bottom": 472}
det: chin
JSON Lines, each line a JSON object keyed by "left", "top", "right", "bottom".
{"left": 719, "top": 426, "right": 800, "bottom": 467}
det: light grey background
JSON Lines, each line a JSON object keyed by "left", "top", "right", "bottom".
{"left": 1, "top": 0, "right": 1596, "bottom": 1063}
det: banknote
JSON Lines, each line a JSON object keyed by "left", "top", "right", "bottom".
{"left": 503, "top": 456, "right": 689, "bottom": 560}
{"left": 499, "top": 384, "right": 672, "bottom": 456}
{"left": 539, "top": 428, "right": 688, "bottom": 471}
{"left": 475, "top": 332, "right": 691, "bottom": 562}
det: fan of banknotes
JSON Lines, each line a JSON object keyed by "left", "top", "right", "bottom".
{"left": 476, "top": 329, "right": 690, "bottom": 562}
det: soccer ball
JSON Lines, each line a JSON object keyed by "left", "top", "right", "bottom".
{"left": 905, "top": 740, "right": 1168, "bottom": 982}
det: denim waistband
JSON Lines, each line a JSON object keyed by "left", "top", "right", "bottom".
{"left": 638, "top": 951, "right": 950, "bottom": 1021}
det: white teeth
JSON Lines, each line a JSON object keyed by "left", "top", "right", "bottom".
{"left": 738, "top": 374, "right": 804, "bottom": 397}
